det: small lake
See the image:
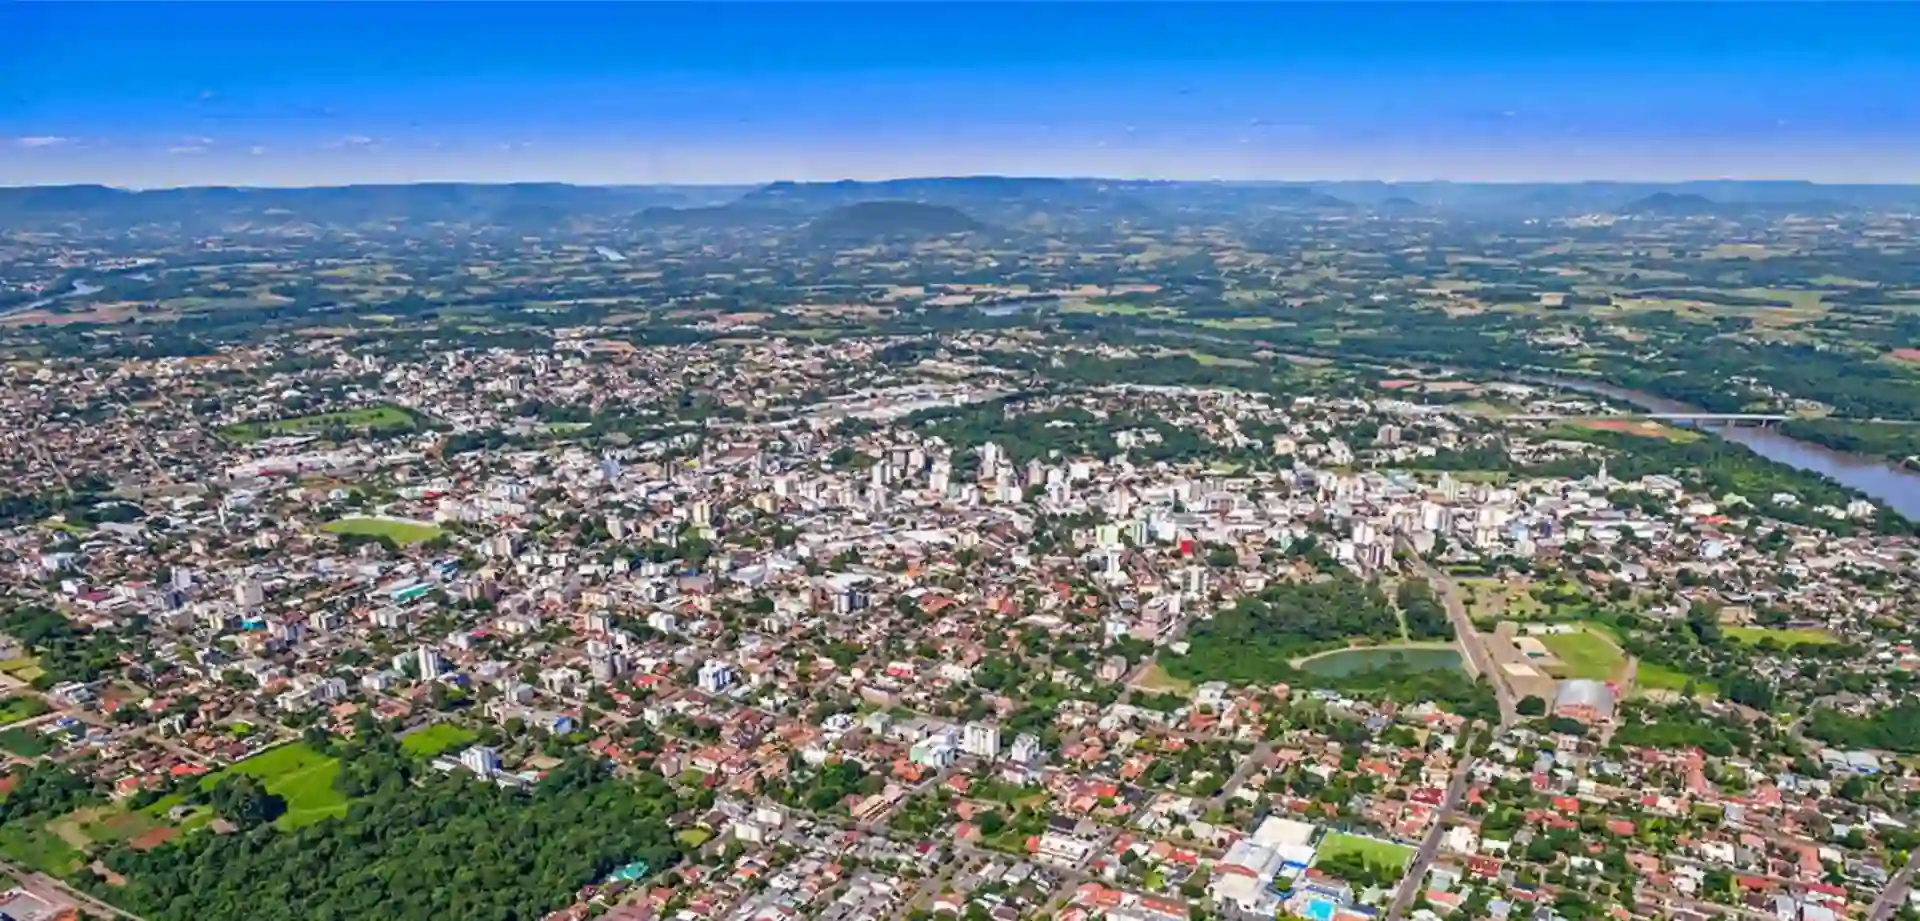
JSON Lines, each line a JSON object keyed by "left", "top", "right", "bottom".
{"left": 1296, "top": 645, "right": 1464, "bottom": 677}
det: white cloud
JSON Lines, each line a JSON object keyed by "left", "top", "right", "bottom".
{"left": 249, "top": 145, "right": 269, "bottom": 156}
{"left": 167, "top": 145, "right": 209, "bottom": 155}
{"left": 14, "top": 136, "right": 71, "bottom": 148}
{"left": 326, "top": 135, "right": 378, "bottom": 150}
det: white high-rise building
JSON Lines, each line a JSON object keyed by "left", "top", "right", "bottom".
{"left": 963, "top": 722, "right": 1002, "bottom": 760}
{"left": 461, "top": 745, "right": 502, "bottom": 777}
{"left": 1010, "top": 733, "right": 1044, "bottom": 766}
{"left": 979, "top": 442, "right": 1003, "bottom": 482}
{"left": 233, "top": 579, "right": 265, "bottom": 608}
{"left": 416, "top": 645, "right": 445, "bottom": 679}
{"left": 698, "top": 659, "right": 734, "bottom": 694}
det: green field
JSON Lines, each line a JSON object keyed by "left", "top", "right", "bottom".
{"left": 1635, "top": 661, "right": 1715, "bottom": 697}
{"left": 220, "top": 404, "right": 423, "bottom": 443}
{"left": 1539, "top": 628, "right": 1627, "bottom": 681}
{"left": 149, "top": 742, "right": 349, "bottom": 831}
{"left": 0, "top": 726, "right": 53, "bottom": 757}
{"left": 675, "top": 828, "right": 713, "bottom": 849}
{"left": 322, "top": 516, "right": 444, "bottom": 544}
{"left": 1460, "top": 578, "right": 1545, "bottom": 621}
{"left": 400, "top": 723, "right": 479, "bottom": 759}
{"left": 0, "top": 694, "right": 49, "bottom": 726}
{"left": 1317, "top": 832, "right": 1413, "bottom": 870}
{"left": 1133, "top": 662, "right": 1193, "bottom": 695}
{"left": 0, "top": 656, "right": 45, "bottom": 683}
{"left": 0, "top": 822, "right": 82, "bottom": 875}
{"left": 1723, "top": 626, "right": 1838, "bottom": 648}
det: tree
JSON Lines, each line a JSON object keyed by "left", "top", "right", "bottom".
{"left": 207, "top": 775, "right": 286, "bottom": 828}
{"left": 1517, "top": 695, "right": 1548, "bottom": 717}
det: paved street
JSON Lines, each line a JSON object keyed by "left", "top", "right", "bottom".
{"left": 1384, "top": 553, "right": 1517, "bottom": 921}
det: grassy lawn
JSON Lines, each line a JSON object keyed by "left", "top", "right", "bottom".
{"left": 0, "top": 821, "right": 82, "bottom": 875}
{"left": 1636, "top": 661, "right": 1716, "bottom": 697}
{"left": 1133, "top": 662, "right": 1193, "bottom": 696}
{"left": 148, "top": 742, "right": 349, "bottom": 831}
{"left": 675, "top": 828, "right": 713, "bottom": 849}
{"left": 322, "top": 516, "right": 444, "bottom": 544}
{"left": 0, "top": 726, "right": 54, "bottom": 757}
{"left": 400, "top": 723, "right": 479, "bottom": 759}
{"left": 0, "top": 656, "right": 45, "bottom": 683}
{"left": 220, "top": 404, "right": 423, "bottom": 443}
{"left": 1317, "top": 832, "right": 1413, "bottom": 871}
{"left": 0, "top": 694, "right": 49, "bottom": 726}
{"left": 1459, "top": 578, "right": 1544, "bottom": 621}
{"left": 78, "top": 807, "right": 168, "bottom": 846}
{"left": 1539, "top": 628, "right": 1627, "bottom": 681}
{"left": 1723, "top": 626, "right": 1838, "bottom": 648}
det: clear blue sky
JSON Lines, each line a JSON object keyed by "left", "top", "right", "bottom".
{"left": 3, "top": 2, "right": 1917, "bottom": 187}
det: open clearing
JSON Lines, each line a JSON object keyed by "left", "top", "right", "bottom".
{"left": 1562, "top": 418, "right": 1700, "bottom": 442}
{"left": 1459, "top": 578, "right": 1544, "bottom": 621}
{"left": 0, "top": 694, "right": 49, "bottom": 726}
{"left": 0, "top": 656, "right": 45, "bottom": 683}
{"left": 220, "top": 404, "right": 422, "bottom": 443}
{"left": 148, "top": 742, "right": 349, "bottom": 831}
{"left": 0, "top": 822, "right": 81, "bottom": 875}
{"left": 1317, "top": 832, "right": 1412, "bottom": 870}
{"left": 1132, "top": 662, "right": 1194, "bottom": 695}
{"left": 1723, "top": 626, "right": 1838, "bottom": 647}
{"left": 1635, "top": 661, "right": 1715, "bottom": 697}
{"left": 0, "top": 726, "right": 54, "bottom": 756}
{"left": 1539, "top": 628, "right": 1627, "bottom": 681}
{"left": 323, "top": 516, "right": 444, "bottom": 544}
{"left": 401, "top": 723, "right": 479, "bottom": 759}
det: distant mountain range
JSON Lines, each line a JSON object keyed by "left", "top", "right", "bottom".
{"left": 802, "top": 201, "right": 985, "bottom": 240}
{"left": 3, "top": 176, "right": 1919, "bottom": 232}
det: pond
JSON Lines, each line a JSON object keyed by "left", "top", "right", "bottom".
{"left": 1295, "top": 645, "right": 1464, "bottom": 678}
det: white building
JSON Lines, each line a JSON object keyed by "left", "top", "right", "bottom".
{"left": 963, "top": 722, "right": 1002, "bottom": 760}
{"left": 460, "top": 745, "right": 502, "bottom": 778}
{"left": 698, "top": 659, "right": 735, "bottom": 694}
{"left": 416, "top": 645, "right": 445, "bottom": 679}
{"left": 1010, "top": 733, "right": 1045, "bottom": 766}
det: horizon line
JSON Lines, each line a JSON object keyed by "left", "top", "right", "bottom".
{"left": 4, "top": 174, "right": 1915, "bottom": 193}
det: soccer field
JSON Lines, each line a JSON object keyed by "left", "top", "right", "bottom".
{"left": 1540, "top": 628, "right": 1626, "bottom": 680}
{"left": 1316, "top": 832, "right": 1413, "bottom": 870}
{"left": 323, "top": 516, "right": 445, "bottom": 544}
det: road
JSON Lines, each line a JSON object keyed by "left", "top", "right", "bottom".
{"left": 1399, "top": 547, "right": 1517, "bottom": 726}
{"left": 0, "top": 856, "right": 148, "bottom": 921}
{"left": 1384, "top": 550, "right": 1517, "bottom": 921}
{"left": 1205, "top": 741, "right": 1271, "bottom": 813}
{"left": 1868, "top": 849, "right": 1920, "bottom": 921}
{"left": 1381, "top": 750, "right": 1478, "bottom": 921}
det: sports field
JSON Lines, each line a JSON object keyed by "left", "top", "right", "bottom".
{"left": 1316, "top": 832, "right": 1412, "bottom": 870}
{"left": 323, "top": 516, "right": 444, "bottom": 544}
{"left": 1539, "top": 628, "right": 1626, "bottom": 681}
{"left": 220, "top": 404, "right": 423, "bottom": 443}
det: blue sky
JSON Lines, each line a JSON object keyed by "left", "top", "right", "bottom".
{"left": 3, "top": 2, "right": 1918, "bottom": 187}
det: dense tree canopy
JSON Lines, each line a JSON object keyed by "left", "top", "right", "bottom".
{"left": 96, "top": 757, "right": 684, "bottom": 921}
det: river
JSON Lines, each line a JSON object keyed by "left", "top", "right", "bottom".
{"left": 1525, "top": 375, "right": 1920, "bottom": 520}
{"left": 7, "top": 279, "right": 103, "bottom": 316}
{"left": 1128, "top": 326, "right": 1920, "bottom": 519}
